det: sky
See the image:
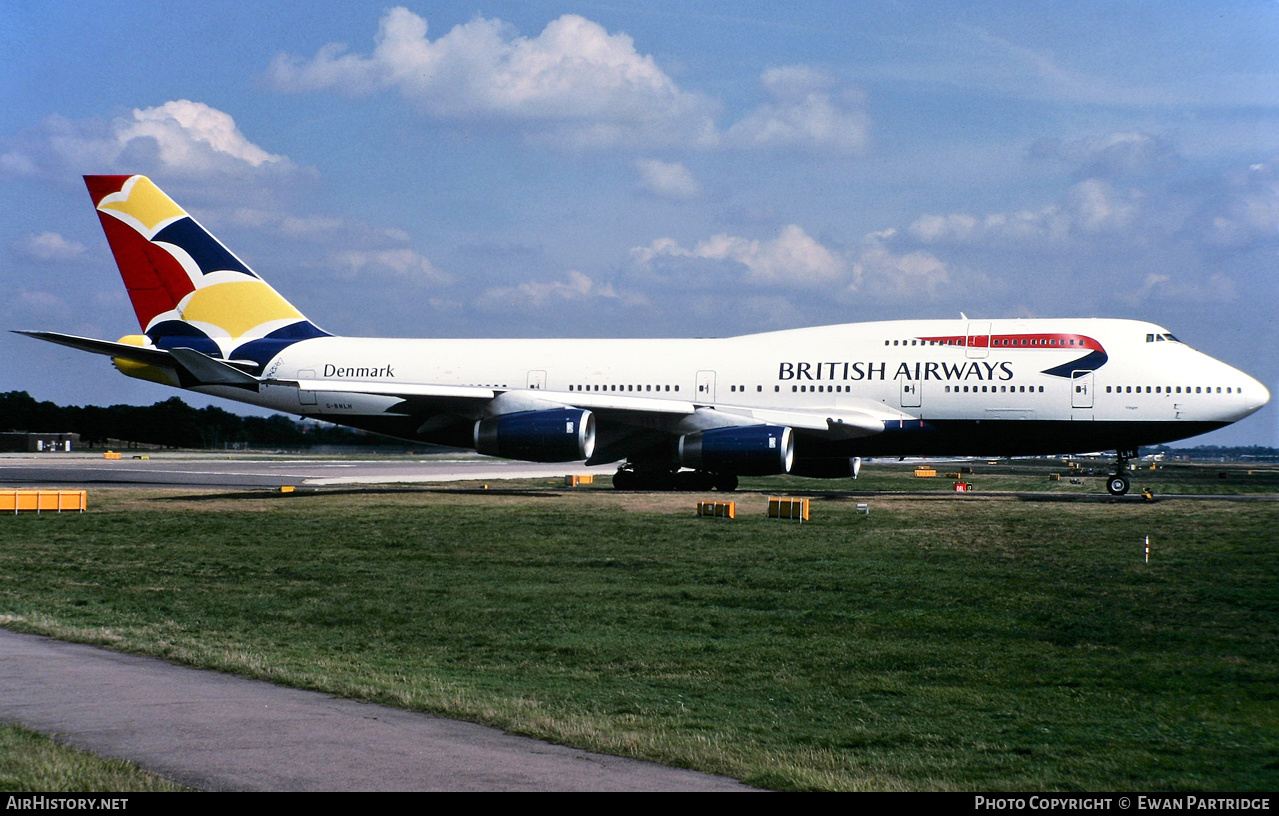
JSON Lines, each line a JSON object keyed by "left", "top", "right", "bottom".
{"left": 2, "top": 0, "right": 1276, "bottom": 446}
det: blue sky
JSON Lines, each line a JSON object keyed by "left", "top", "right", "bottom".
{"left": 2, "top": 1, "right": 1276, "bottom": 446}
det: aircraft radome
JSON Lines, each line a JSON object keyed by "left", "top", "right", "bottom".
{"left": 18, "top": 175, "right": 1270, "bottom": 495}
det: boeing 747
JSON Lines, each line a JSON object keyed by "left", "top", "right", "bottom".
{"left": 18, "top": 175, "right": 1270, "bottom": 494}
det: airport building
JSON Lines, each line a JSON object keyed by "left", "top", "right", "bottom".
{"left": 0, "top": 432, "right": 80, "bottom": 452}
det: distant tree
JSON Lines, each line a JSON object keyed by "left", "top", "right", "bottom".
{"left": 0, "top": 390, "right": 447, "bottom": 450}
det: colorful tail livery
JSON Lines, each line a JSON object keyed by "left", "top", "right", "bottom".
{"left": 16, "top": 174, "right": 1269, "bottom": 496}
{"left": 85, "top": 175, "right": 328, "bottom": 368}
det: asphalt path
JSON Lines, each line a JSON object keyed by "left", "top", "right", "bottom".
{"left": 0, "top": 629, "right": 754, "bottom": 792}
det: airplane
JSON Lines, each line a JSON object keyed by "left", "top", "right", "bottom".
{"left": 17, "top": 174, "right": 1271, "bottom": 496}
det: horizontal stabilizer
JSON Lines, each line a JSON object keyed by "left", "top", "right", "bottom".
{"left": 16, "top": 330, "right": 259, "bottom": 391}
{"left": 14, "top": 330, "right": 174, "bottom": 367}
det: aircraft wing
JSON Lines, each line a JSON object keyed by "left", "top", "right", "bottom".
{"left": 21, "top": 331, "right": 889, "bottom": 461}
{"left": 285, "top": 376, "right": 890, "bottom": 441}
{"left": 289, "top": 375, "right": 888, "bottom": 429}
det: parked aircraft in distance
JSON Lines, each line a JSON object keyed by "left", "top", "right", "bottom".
{"left": 19, "top": 175, "right": 1270, "bottom": 495}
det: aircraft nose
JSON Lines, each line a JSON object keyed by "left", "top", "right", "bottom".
{"left": 1244, "top": 376, "right": 1270, "bottom": 415}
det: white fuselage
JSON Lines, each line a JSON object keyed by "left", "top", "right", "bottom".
{"left": 197, "top": 317, "right": 1265, "bottom": 458}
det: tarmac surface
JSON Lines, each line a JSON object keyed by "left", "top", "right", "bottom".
{"left": 0, "top": 452, "right": 618, "bottom": 488}
{"left": 0, "top": 629, "right": 754, "bottom": 792}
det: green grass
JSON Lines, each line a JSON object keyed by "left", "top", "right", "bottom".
{"left": 743, "top": 458, "right": 1279, "bottom": 496}
{"left": 0, "top": 466, "right": 1275, "bottom": 790}
{"left": 0, "top": 723, "right": 187, "bottom": 792}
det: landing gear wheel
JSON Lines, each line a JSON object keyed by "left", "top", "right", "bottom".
{"left": 713, "top": 473, "right": 739, "bottom": 492}
{"left": 1106, "top": 474, "right": 1130, "bottom": 496}
{"left": 612, "top": 469, "right": 638, "bottom": 490}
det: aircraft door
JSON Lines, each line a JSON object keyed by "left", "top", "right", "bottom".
{"left": 696, "top": 370, "right": 716, "bottom": 403}
{"left": 900, "top": 379, "right": 921, "bottom": 408}
{"left": 527, "top": 370, "right": 546, "bottom": 390}
{"left": 1071, "top": 370, "right": 1094, "bottom": 409}
{"left": 297, "top": 369, "right": 317, "bottom": 406}
{"left": 966, "top": 322, "right": 991, "bottom": 359}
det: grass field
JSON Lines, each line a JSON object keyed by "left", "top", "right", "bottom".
{"left": 0, "top": 461, "right": 1276, "bottom": 791}
{"left": 0, "top": 723, "right": 187, "bottom": 792}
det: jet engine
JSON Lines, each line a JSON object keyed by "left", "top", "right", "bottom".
{"left": 474, "top": 408, "right": 596, "bottom": 462}
{"left": 790, "top": 456, "right": 862, "bottom": 479}
{"left": 678, "top": 425, "right": 793, "bottom": 475}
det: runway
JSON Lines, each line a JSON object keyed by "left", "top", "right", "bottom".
{"left": 0, "top": 452, "right": 618, "bottom": 488}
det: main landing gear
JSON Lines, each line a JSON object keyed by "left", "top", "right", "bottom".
{"left": 612, "top": 465, "right": 738, "bottom": 492}
{"left": 1106, "top": 448, "right": 1138, "bottom": 496}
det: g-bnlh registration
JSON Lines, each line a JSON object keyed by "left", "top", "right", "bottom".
{"left": 20, "top": 176, "right": 1269, "bottom": 495}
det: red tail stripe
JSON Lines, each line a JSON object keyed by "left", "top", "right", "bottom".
{"left": 83, "top": 175, "right": 133, "bottom": 207}
{"left": 96, "top": 211, "right": 195, "bottom": 330}
{"left": 917, "top": 333, "right": 1104, "bottom": 351}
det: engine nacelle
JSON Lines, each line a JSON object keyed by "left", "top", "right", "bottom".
{"left": 474, "top": 408, "right": 596, "bottom": 462}
{"left": 678, "top": 425, "right": 793, "bottom": 476}
{"left": 790, "top": 456, "right": 862, "bottom": 479}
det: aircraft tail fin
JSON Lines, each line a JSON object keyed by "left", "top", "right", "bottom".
{"left": 84, "top": 175, "right": 328, "bottom": 369}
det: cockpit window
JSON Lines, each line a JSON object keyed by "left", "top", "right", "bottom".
{"left": 1147, "top": 332, "right": 1182, "bottom": 343}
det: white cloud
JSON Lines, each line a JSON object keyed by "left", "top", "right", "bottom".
{"left": 228, "top": 208, "right": 411, "bottom": 245}
{"left": 477, "top": 269, "right": 644, "bottom": 311}
{"left": 1122, "top": 272, "right": 1237, "bottom": 306}
{"left": 331, "top": 248, "right": 451, "bottom": 286}
{"left": 15, "top": 290, "right": 68, "bottom": 316}
{"left": 1201, "top": 161, "right": 1279, "bottom": 248}
{"left": 118, "top": 101, "right": 281, "bottom": 170}
{"left": 1, "top": 100, "right": 302, "bottom": 183}
{"left": 267, "top": 8, "right": 717, "bottom": 148}
{"left": 632, "top": 224, "right": 845, "bottom": 287}
{"left": 1028, "top": 131, "right": 1178, "bottom": 178}
{"left": 14, "top": 232, "right": 86, "bottom": 262}
{"left": 844, "top": 229, "right": 951, "bottom": 301}
{"left": 634, "top": 159, "right": 700, "bottom": 199}
{"left": 725, "top": 66, "right": 870, "bottom": 152}
{"left": 908, "top": 179, "right": 1140, "bottom": 245}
